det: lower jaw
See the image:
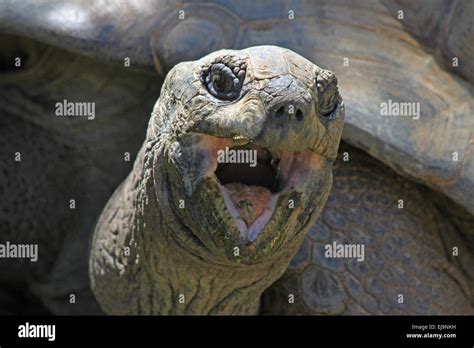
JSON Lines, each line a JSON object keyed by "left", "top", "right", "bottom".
{"left": 218, "top": 184, "right": 280, "bottom": 241}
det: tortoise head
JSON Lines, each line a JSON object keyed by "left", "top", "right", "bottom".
{"left": 148, "top": 45, "right": 344, "bottom": 263}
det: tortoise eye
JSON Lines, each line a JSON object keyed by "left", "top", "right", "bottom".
{"left": 202, "top": 58, "right": 246, "bottom": 101}
{"left": 316, "top": 70, "right": 339, "bottom": 118}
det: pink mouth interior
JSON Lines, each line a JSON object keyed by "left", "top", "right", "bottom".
{"left": 224, "top": 183, "right": 272, "bottom": 225}
{"left": 199, "top": 135, "right": 321, "bottom": 241}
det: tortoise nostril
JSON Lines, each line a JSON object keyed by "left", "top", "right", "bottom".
{"left": 274, "top": 106, "right": 285, "bottom": 119}
{"left": 272, "top": 103, "right": 305, "bottom": 121}
{"left": 295, "top": 109, "right": 303, "bottom": 121}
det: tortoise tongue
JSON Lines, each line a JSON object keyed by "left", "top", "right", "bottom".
{"left": 224, "top": 183, "right": 272, "bottom": 225}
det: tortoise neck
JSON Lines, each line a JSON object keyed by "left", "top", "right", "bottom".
{"left": 131, "top": 215, "right": 286, "bottom": 315}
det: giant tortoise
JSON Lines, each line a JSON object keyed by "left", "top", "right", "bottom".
{"left": 0, "top": 0, "right": 472, "bottom": 315}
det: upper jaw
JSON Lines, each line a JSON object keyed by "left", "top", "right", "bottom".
{"left": 196, "top": 133, "right": 323, "bottom": 242}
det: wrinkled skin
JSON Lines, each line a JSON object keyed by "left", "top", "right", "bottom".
{"left": 89, "top": 46, "right": 344, "bottom": 314}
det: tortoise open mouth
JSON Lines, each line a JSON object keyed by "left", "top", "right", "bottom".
{"left": 199, "top": 135, "right": 319, "bottom": 242}
{"left": 216, "top": 144, "right": 283, "bottom": 192}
